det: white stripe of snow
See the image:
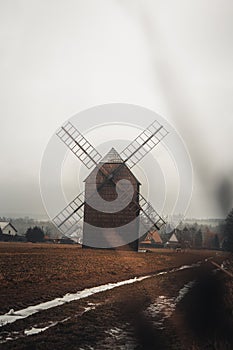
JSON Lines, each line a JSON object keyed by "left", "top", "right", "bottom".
{"left": 0, "top": 275, "right": 150, "bottom": 327}
{"left": 0, "top": 261, "right": 202, "bottom": 328}
{"left": 24, "top": 323, "right": 58, "bottom": 336}
{"left": 0, "top": 307, "right": 97, "bottom": 344}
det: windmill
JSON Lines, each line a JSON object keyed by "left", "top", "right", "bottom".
{"left": 53, "top": 120, "right": 168, "bottom": 250}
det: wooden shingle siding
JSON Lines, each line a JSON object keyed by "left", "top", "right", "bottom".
{"left": 83, "top": 162, "right": 140, "bottom": 251}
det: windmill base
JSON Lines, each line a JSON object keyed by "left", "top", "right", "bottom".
{"left": 82, "top": 223, "right": 139, "bottom": 251}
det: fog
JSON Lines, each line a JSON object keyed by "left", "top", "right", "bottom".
{"left": 0, "top": 0, "right": 233, "bottom": 219}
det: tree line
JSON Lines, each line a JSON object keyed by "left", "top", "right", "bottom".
{"left": 0, "top": 226, "right": 45, "bottom": 243}
{"left": 1, "top": 208, "right": 233, "bottom": 250}
{"left": 221, "top": 208, "right": 233, "bottom": 251}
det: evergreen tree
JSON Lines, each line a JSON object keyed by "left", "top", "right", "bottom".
{"left": 222, "top": 208, "right": 233, "bottom": 251}
{"left": 213, "top": 234, "right": 220, "bottom": 250}
{"left": 194, "top": 229, "right": 203, "bottom": 248}
{"left": 26, "top": 226, "right": 44, "bottom": 243}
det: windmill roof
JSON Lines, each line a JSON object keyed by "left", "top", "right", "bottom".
{"left": 84, "top": 147, "right": 141, "bottom": 184}
{"left": 100, "top": 148, "right": 124, "bottom": 163}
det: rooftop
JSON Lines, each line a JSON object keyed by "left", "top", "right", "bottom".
{"left": 100, "top": 147, "right": 124, "bottom": 163}
{"left": 0, "top": 221, "right": 17, "bottom": 232}
{"left": 0, "top": 221, "right": 10, "bottom": 230}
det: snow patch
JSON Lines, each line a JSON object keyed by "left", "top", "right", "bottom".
{"left": 0, "top": 261, "right": 201, "bottom": 329}
{"left": 0, "top": 306, "right": 96, "bottom": 344}
{"left": 145, "top": 280, "right": 196, "bottom": 329}
{"left": 24, "top": 322, "right": 57, "bottom": 336}
{"left": 0, "top": 275, "right": 150, "bottom": 328}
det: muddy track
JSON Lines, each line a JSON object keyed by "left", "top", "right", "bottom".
{"left": 0, "top": 243, "right": 221, "bottom": 314}
{"left": 1, "top": 244, "right": 232, "bottom": 349}
{"left": 2, "top": 257, "right": 232, "bottom": 350}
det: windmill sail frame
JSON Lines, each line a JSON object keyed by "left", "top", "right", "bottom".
{"left": 53, "top": 120, "right": 168, "bottom": 237}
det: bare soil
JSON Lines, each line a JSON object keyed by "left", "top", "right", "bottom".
{"left": 0, "top": 242, "right": 232, "bottom": 349}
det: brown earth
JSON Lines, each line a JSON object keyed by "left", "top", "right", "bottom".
{"left": 0, "top": 243, "right": 232, "bottom": 349}
{"left": 0, "top": 242, "right": 220, "bottom": 314}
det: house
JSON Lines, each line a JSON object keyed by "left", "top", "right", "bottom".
{"left": 0, "top": 222, "right": 17, "bottom": 236}
{"left": 165, "top": 232, "right": 180, "bottom": 249}
{"left": 140, "top": 230, "right": 163, "bottom": 248}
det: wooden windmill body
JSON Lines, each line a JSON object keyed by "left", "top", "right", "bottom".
{"left": 53, "top": 120, "right": 168, "bottom": 250}
{"left": 83, "top": 148, "right": 140, "bottom": 250}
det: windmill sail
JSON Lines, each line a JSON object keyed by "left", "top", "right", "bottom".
{"left": 53, "top": 192, "right": 85, "bottom": 235}
{"left": 53, "top": 185, "right": 165, "bottom": 237}
{"left": 77, "top": 120, "right": 169, "bottom": 193}
{"left": 56, "top": 122, "right": 102, "bottom": 169}
{"left": 138, "top": 193, "right": 166, "bottom": 231}
{"left": 53, "top": 120, "right": 168, "bottom": 237}
{"left": 120, "top": 120, "right": 168, "bottom": 168}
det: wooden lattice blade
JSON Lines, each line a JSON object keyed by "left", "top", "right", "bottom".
{"left": 56, "top": 122, "right": 102, "bottom": 169}
{"left": 120, "top": 120, "right": 168, "bottom": 168}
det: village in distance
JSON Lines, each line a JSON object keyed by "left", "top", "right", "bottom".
{"left": 0, "top": 213, "right": 230, "bottom": 251}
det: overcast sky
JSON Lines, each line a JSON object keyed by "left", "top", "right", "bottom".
{"left": 0, "top": 0, "right": 233, "bottom": 220}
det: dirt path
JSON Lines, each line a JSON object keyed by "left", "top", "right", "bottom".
{"left": 2, "top": 258, "right": 233, "bottom": 349}
{"left": 0, "top": 262, "right": 200, "bottom": 349}
{"left": 0, "top": 243, "right": 220, "bottom": 313}
{"left": 0, "top": 243, "right": 232, "bottom": 349}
